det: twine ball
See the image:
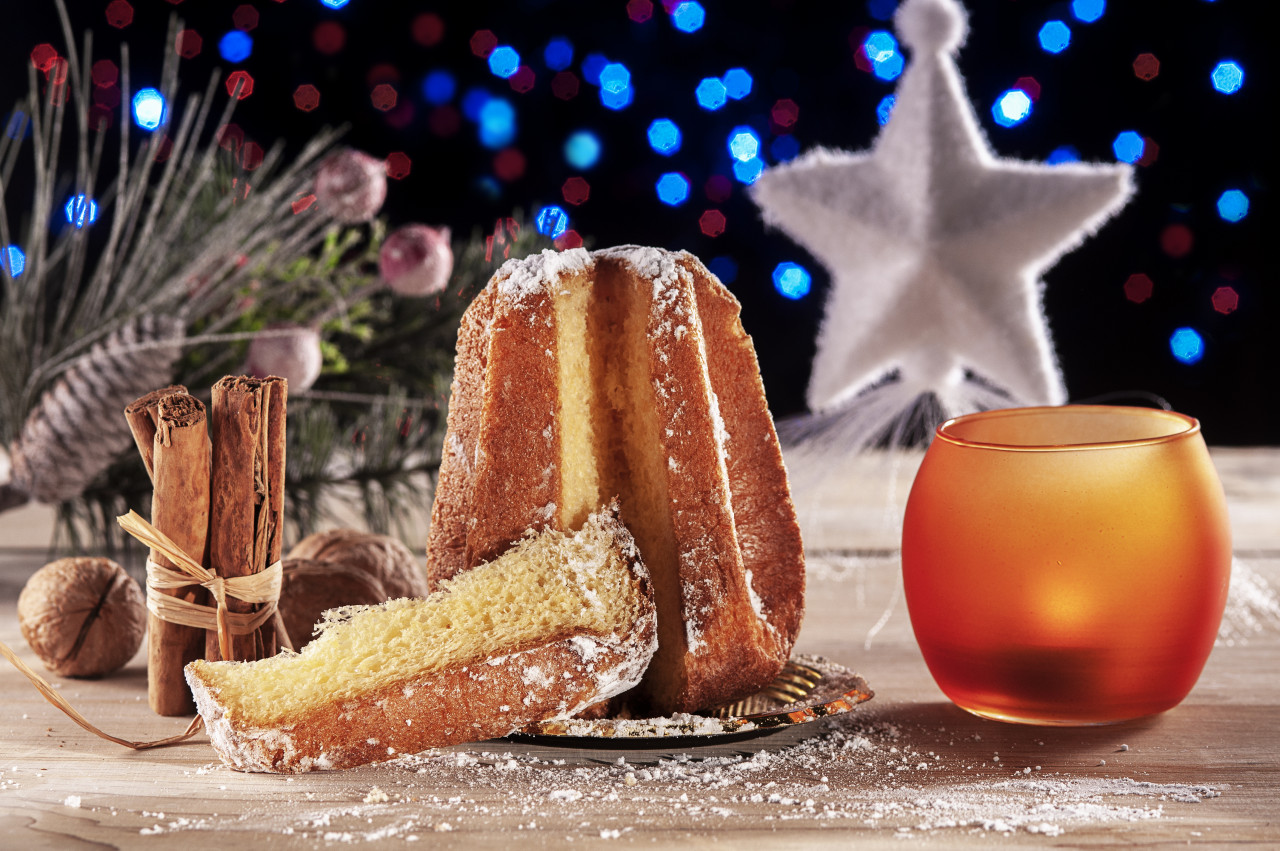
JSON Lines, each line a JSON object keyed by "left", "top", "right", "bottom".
{"left": 18, "top": 557, "right": 146, "bottom": 678}
{"left": 314, "top": 148, "right": 388, "bottom": 224}
{"left": 379, "top": 224, "right": 454, "bottom": 298}
{"left": 245, "top": 323, "right": 322, "bottom": 392}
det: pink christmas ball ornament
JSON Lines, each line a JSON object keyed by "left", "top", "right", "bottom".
{"left": 379, "top": 224, "right": 454, "bottom": 297}
{"left": 313, "top": 148, "right": 388, "bottom": 224}
{"left": 245, "top": 324, "right": 323, "bottom": 391}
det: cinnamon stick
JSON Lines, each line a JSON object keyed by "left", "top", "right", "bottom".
{"left": 207, "top": 376, "right": 287, "bottom": 661}
{"left": 124, "top": 385, "right": 187, "bottom": 481}
{"left": 148, "top": 393, "right": 212, "bottom": 715}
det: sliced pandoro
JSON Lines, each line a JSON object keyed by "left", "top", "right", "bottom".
{"left": 426, "top": 246, "right": 805, "bottom": 714}
{"left": 186, "top": 506, "right": 655, "bottom": 773}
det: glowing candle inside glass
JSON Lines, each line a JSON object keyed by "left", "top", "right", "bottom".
{"left": 902, "top": 406, "right": 1232, "bottom": 725}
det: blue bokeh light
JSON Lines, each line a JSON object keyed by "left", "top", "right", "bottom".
{"left": 655, "top": 172, "right": 690, "bottom": 206}
{"left": 544, "top": 37, "right": 574, "bottom": 71}
{"left": 732, "top": 156, "right": 765, "bottom": 184}
{"left": 1216, "top": 189, "right": 1249, "bottom": 222}
{"left": 488, "top": 46, "right": 521, "bottom": 79}
{"left": 581, "top": 53, "right": 609, "bottom": 86}
{"left": 723, "top": 68, "right": 753, "bottom": 100}
{"left": 422, "top": 70, "right": 456, "bottom": 104}
{"left": 876, "top": 94, "right": 896, "bottom": 125}
{"left": 319, "top": 0, "right": 350, "bottom": 8}
{"left": 727, "top": 126, "right": 761, "bottom": 162}
{"left": 647, "top": 118, "right": 682, "bottom": 155}
{"left": 1210, "top": 60, "right": 1244, "bottom": 94}
{"left": 598, "top": 62, "right": 633, "bottom": 110}
{"left": 992, "top": 89, "right": 1033, "bottom": 127}
{"left": 671, "top": 2, "right": 706, "bottom": 33}
{"left": 1169, "top": 327, "right": 1205, "bottom": 365}
{"left": 864, "top": 31, "right": 904, "bottom": 81}
{"left": 867, "top": 0, "right": 897, "bottom": 21}
{"left": 219, "top": 30, "right": 253, "bottom": 64}
{"left": 64, "top": 194, "right": 99, "bottom": 229}
{"left": 478, "top": 97, "right": 516, "bottom": 148}
{"left": 708, "top": 255, "right": 738, "bottom": 284}
{"left": 564, "top": 130, "right": 601, "bottom": 169}
{"left": 4, "top": 109, "right": 29, "bottom": 140}
{"left": 770, "top": 134, "right": 800, "bottom": 162}
{"left": 2, "top": 244, "right": 24, "bottom": 278}
{"left": 1112, "top": 130, "right": 1145, "bottom": 163}
{"left": 131, "top": 88, "right": 166, "bottom": 131}
{"left": 773, "top": 262, "right": 811, "bottom": 299}
{"left": 1038, "top": 20, "right": 1071, "bottom": 53}
{"left": 695, "top": 77, "right": 727, "bottom": 110}
{"left": 535, "top": 205, "right": 569, "bottom": 238}
{"left": 461, "top": 87, "right": 492, "bottom": 121}
{"left": 1071, "top": 0, "right": 1105, "bottom": 23}
{"left": 1047, "top": 145, "right": 1081, "bottom": 164}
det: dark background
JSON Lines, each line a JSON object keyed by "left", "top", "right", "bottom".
{"left": 8, "top": 0, "right": 1274, "bottom": 443}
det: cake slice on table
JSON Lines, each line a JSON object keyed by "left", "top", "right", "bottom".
{"left": 427, "top": 245, "right": 806, "bottom": 715}
{"left": 186, "top": 506, "right": 654, "bottom": 773}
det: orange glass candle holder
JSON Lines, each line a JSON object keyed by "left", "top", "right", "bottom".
{"left": 902, "top": 405, "right": 1232, "bottom": 725}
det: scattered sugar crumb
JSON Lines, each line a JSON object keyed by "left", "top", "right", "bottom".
{"left": 363, "top": 786, "right": 390, "bottom": 804}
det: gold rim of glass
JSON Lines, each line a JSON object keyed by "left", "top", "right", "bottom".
{"left": 935, "top": 405, "right": 1200, "bottom": 452}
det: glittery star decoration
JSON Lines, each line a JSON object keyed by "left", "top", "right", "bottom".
{"left": 753, "top": 0, "right": 1133, "bottom": 449}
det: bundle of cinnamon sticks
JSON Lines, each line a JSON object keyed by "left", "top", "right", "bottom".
{"left": 125, "top": 376, "right": 289, "bottom": 716}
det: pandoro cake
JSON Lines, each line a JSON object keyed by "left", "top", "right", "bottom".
{"left": 426, "top": 246, "right": 806, "bottom": 714}
{"left": 186, "top": 506, "right": 655, "bottom": 773}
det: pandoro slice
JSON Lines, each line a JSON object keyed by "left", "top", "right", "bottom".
{"left": 426, "top": 246, "right": 805, "bottom": 714}
{"left": 186, "top": 506, "right": 655, "bottom": 773}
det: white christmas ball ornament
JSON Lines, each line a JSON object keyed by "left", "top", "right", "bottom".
{"left": 379, "top": 224, "right": 454, "bottom": 297}
{"left": 245, "top": 324, "right": 323, "bottom": 392}
{"left": 314, "top": 148, "right": 388, "bottom": 224}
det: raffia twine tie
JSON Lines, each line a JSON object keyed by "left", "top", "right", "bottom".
{"left": 117, "top": 510, "right": 281, "bottom": 662}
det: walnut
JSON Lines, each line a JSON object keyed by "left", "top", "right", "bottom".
{"left": 278, "top": 558, "right": 388, "bottom": 650}
{"left": 286, "top": 529, "right": 428, "bottom": 599}
{"left": 18, "top": 557, "right": 146, "bottom": 678}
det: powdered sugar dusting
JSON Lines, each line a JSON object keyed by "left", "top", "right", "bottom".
{"left": 495, "top": 248, "right": 590, "bottom": 305}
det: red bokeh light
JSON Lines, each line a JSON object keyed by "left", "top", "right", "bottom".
{"left": 555, "top": 229, "right": 584, "bottom": 250}
{"left": 385, "top": 152, "right": 412, "bottom": 180}
{"left": 551, "top": 71, "right": 580, "bottom": 100}
{"left": 88, "top": 105, "right": 113, "bottom": 132}
{"left": 470, "top": 30, "right": 498, "bottom": 58}
{"left": 1133, "top": 53, "right": 1160, "bottom": 81}
{"left": 428, "top": 105, "right": 461, "bottom": 137}
{"left": 366, "top": 63, "right": 401, "bottom": 86}
{"left": 509, "top": 66, "right": 536, "bottom": 94}
{"left": 1211, "top": 286, "right": 1239, "bottom": 315}
{"left": 383, "top": 100, "right": 415, "bottom": 129}
{"left": 494, "top": 148, "right": 526, "bottom": 182}
{"left": 371, "top": 84, "right": 398, "bottom": 112}
{"left": 291, "top": 194, "right": 317, "bottom": 215}
{"left": 699, "top": 209, "right": 727, "bottom": 237}
{"left": 770, "top": 98, "right": 799, "bottom": 130}
{"left": 233, "top": 4, "right": 260, "bottom": 32}
{"left": 226, "top": 71, "right": 254, "bottom": 100}
{"left": 217, "top": 123, "right": 244, "bottom": 151}
{"left": 1160, "top": 224, "right": 1194, "bottom": 259}
{"left": 704, "top": 174, "right": 732, "bottom": 204}
{"left": 49, "top": 57, "right": 69, "bottom": 86}
{"left": 562, "top": 177, "right": 590, "bottom": 205}
{"left": 31, "top": 44, "right": 59, "bottom": 73}
{"left": 1015, "top": 75, "right": 1041, "bottom": 101}
{"left": 91, "top": 59, "right": 119, "bottom": 88}
{"left": 627, "top": 0, "right": 654, "bottom": 22}
{"left": 105, "top": 0, "right": 134, "bottom": 29}
{"left": 412, "top": 13, "right": 444, "bottom": 46}
{"left": 1123, "top": 273, "right": 1153, "bottom": 304}
{"left": 1137, "top": 136, "right": 1159, "bottom": 167}
{"left": 176, "top": 29, "right": 202, "bottom": 59}
{"left": 313, "top": 21, "right": 346, "bottom": 55}
{"left": 93, "top": 84, "right": 121, "bottom": 109}
{"left": 241, "top": 141, "right": 264, "bottom": 172}
{"left": 153, "top": 135, "right": 173, "bottom": 162}
{"left": 293, "top": 84, "right": 320, "bottom": 112}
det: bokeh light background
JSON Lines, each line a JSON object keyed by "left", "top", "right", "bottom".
{"left": 7, "top": 0, "right": 1274, "bottom": 443}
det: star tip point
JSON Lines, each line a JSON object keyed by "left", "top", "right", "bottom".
{"left": 896, "top": 0, "right": 968, "bottom": 56}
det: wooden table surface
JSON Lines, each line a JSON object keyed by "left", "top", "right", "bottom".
{"left": 1, "top": 448, "right": 1277, "bottom": 849}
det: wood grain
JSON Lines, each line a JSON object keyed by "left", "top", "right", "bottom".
{"left": 1, "top": 448, "right": 1277, "bottom": 848}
